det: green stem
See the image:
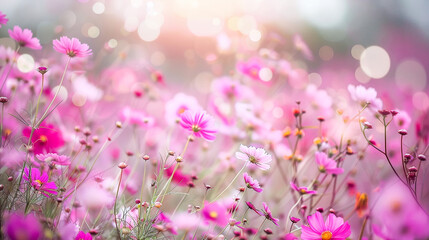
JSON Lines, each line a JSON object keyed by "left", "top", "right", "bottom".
{"left": 211, "top": 163, "right": 246, "bottom": 202}
{"left": 114, "top": 170, "right": 124, "bottom": 240}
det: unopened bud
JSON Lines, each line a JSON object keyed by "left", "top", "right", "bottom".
{"left": 398, "top": 129, "right": 408, "bottom": 135}
{"left": 418, "top": 154, "right": 426, "bottom": 161}
{"left": 118, "top": 162, "right": 128, "bottom": 169}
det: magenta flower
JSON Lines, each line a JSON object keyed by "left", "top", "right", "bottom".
{"left": 246, "top": 201, "right": 262, "bottom": 216}
{"left": 180, "top": 110, "right": 216, "bottom": 141}
{"left": 315, "top": 152, "right": 344, "bottom": 175}
{"left": 202, "top": 201, "right": 230, "bottom": 226}
{"left": 236, "top": 144, "right": 272, "bottom": 170}
{"left": 290, "top": 181, "right": 317, "bottom": 195}
{"left": 301, "top": 212, "right": 351, "bottom": 240}
{"left": 53, "top": 36, "right": 92, "bottom": 58}
{"left": 0, "top": 11, "right": 8, "bottom": 28}
{"left": 5, "top": 213, "right": 42, "bottom": 240}
{"left": 262, "top": 202, "right": 279, "bottom": 226}
{"left": 243, "top": 172, "right": 263, "bottom": 192}
{"left": 23, "top": 167, "right": 57, "bottom": 197}
{"left": 75, "top": 231, "right": 93, "bottom": 240}
{"left": 8, "top": 26, "right": 42, "bottom": 49}
{"left": 35, "top": 153, "right": 70, "bottom": 166}
{"left": 23, "top": 124, "right": 65, "bottom": 154}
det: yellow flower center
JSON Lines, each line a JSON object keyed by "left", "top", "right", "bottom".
{"left": 33, "top": 179, "right": 42, "bottom": 187}
{"left": 300, "top": 189, "right": 307, "bottom": 194}
{"left": 321, "top": 231, "right": 333, "bottom": 240}
{"left": 177, "top": 107, "right": 186, "bottom": 115}
{"left": 318, "top": 166, "right": 326, "bottom": 173}
{"left": 39, "top": 135, "right": 48, "bottom": 143}
{"left": 209, "top": 211, "right": 218, "bottom": 219}
{"left": 249, "top": 156, "right": 257, "bottom": 164}
{"left": 192, "top": 125, "right": 200, "bottom": 133}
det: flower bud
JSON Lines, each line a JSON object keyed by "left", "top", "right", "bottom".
{"left": 118, "top": 162, "right": 128, "bottom": 169}
{"left": 418, "top": 154, "right": 426, "bottom": 161}
{"left": 398, "top": 129, "right": 408, "bottom": 135}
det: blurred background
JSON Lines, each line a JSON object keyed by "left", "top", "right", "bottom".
{"left": 1, "top": 0, "right": 429, "bottom": 110}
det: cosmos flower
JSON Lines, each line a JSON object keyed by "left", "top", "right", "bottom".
{"left": 75, "top": 231, "right": 93, "bottom": 240}
{"left": 315, "top": 152, "right": 344, "bottom": 175}
{"left": 120, "top": 106, "right": 155, "bottom": 128}
{"left": 236, "top": 145, "right": 272, "bottom": 170}
{"left": 5, "top": 213, "right": 42, "bottom": 240}
{"left": 165, "top": 93, "right": 201, "bottom": 125}
{"left": 180, "top": 110, "right": 216, "bottom": 141}
{"left": 294, "top": 34, "right": 313, "bottom": 60}
{"left": 290, "top": 181, "right": 317, "bottom": 195}
{"left": 246, "top": 201, "right": 262, "bottom": 216}
{"left": 301, "top": 212, "right": 351, "bottom": 240}
{"left": 262, "top": 202, "right": 279, "bottom": 226}
{"left": 35, "top": 153, "right": 70, "bottom": 166}
{"left": 8, "top": 26, "right": 42, "bottom": 49}
{"left": 393, "top": 110, "right": 411, "bottom": 129}
{"left": 348, "top": 84, "right": 383, "bottom": 111}
{"left": 202, "top": 201, "right": 230, "bottom": 226}
{"left": 23, "top": 124, "right": 65, "bottom": 154}
{"left": 53, "top": 36, "right": 92, "bottom": 57}
{"left": 0, "top": 11, "right": 8, "bottom": 28}
{"left": 23, "top": 167, "right": 57, "bottom": 197}
{"left": 243, "top": 172, "right": 263, "bottom": 192}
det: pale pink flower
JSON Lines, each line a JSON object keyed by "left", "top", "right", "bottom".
{"left": 36, "top": 153, "right": 70, "bottom": 166}
{"left": 8, "top": 26, "right": 42, "bottom": 49}
{"left": 165, "top": 93, "right": 200, "bottom": 125}
{"left": 53, "top": 36, "right": 92, "bottom": 57}
{"left": 301, "top": 212, "right": 351, "bottom": 240}
{"left": 211, "top": 77, "right": 251, "bottom": 100}
{"left": 315, "top": 152, "right": 343, "bottom": 175}
{"left": 294, "top": 34, "right": 313, "bottom": 60}
{"left": 180, "top": 110, "right": 216, "bottom": 141}
{"left": 236, "top": 144, "right": 272, "bottom": 170}
{"left": 348, "top": 84, "right": 383, "bottom": 111}
{"left": 120, "top": 107, "right": 154, "bottom": 128}
{"left": 0, "top": 11, "right": 8, "bottom": 28}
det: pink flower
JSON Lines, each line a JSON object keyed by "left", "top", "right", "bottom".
{"left": 23, "top": 167, "right": 57, "bottom": 197}
{"left": 243, "top": 172, "right": 263, "bottom": 192}
{"left": 5, "top": 213, "right": 42, "bottom": 240}
{"left": 348, "top": 84, "right": 383, "bottom": 111}
{"left": 23, "top": 124, "right": 65, "bottom": 154}
{"left": 35, "top": 153, "right": 70, "bottom": 166}
{"left": 120, "top": 107, "right": 154, "bottom": 128}
{"left": 0, "top": 11, "right": 8, "bottom": 28}
{"left": 315, "top": 152, "right": 343, "bottom": 175}
{"left": 294, "top": 34, "right": 313, "bottom": 60}
{"left": 290, "top": 181, "right": 317, "bottom": 195}
{"left": 394, "top": 110, "right": 411, "bottom": 129}
{"left": 202, "top": 201, "right": 230, "bottom": 226}
{"left": 236, "top": 57, "right": 272, "bottom": 82}
{"left": 53, "top": 36, "right": 92, "bottom": 58}
{"left": 235, "top": 144, "right": 272, "bottom": 170}
{"left": 246, "top": 201, "right": 262, "bottom": 216}
{"left": 211, "top": 77, "right": 251, "bottom": 100}
{"left": 262, "top": 202, "right": 279, "bottom": 226}
{"left": 75, "top": 231, "right": 93, "bottom": 240}
{"left": 180, "top": 110, "right": 216, "bottom": 141}
{"left": 301, "top": 212, "right": 351, "bottom": 240}
{"left": 165, "top": 93, "right": 201, "bottom": 125}
{"left": 8, "top": 26, "right": 42, "bottom": 49}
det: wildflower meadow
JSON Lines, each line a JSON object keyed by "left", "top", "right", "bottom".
{"left": 1, "top": 1, "right": 429, "bottom": 239}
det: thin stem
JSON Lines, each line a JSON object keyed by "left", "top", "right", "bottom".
{"left": 358, "top": 216, "right": 369, "bottom": 240}
{"left": 172, "top": 187, "right": 190, "bottom": 216}
{"left": 36, "top": 57, "right": 71, "bottom": 127}
{"left": 252, "top": 218, "right": 266, "bottom": 240}
{"left": 286, "top": 196, "right": 302, "bottom": 230}
{"left": 211, "top": 163, "right": 246, "bottom": 202}
{"left": 114, "top": 170, "right": 124, "bottom": 240}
